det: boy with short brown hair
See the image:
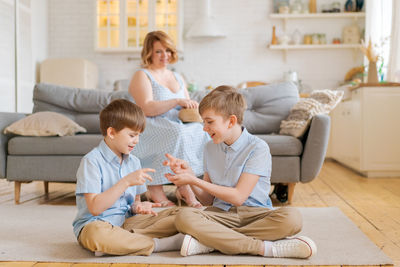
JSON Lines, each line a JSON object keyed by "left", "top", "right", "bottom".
{"left": 165, "top": 86, "right": 317, "bottom": 259}
{"left": 73, "top": 99, "right": 184, "bottom": 256}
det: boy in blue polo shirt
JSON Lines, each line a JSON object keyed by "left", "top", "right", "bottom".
{"left": 72, "top": 99, "right": 184, "bottom": 256}
{"left": 164, "top": 86, "right": 317, "bottom": 259}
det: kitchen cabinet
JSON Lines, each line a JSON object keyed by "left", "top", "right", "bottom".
{"left": 329, "top": 86, "right": 400, "bottom": 177}
{"left": 95, "top": 0, "right": 182, "bottom": 52}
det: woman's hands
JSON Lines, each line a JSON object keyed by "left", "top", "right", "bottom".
{"left": 177, "top": 98, "right": 198, "bottom": 109}
{"left": 124, "top": 168, "right": 155, "bottom": 187}
{"left": 132, "top": 201, "right": 161, "bottom": 216}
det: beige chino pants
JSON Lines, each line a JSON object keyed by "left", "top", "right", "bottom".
{"left": 78, "top": 207, "right": 180, "bottom": 256}
{"left": 175, "top": 206, "right": 302, "bottom": 255}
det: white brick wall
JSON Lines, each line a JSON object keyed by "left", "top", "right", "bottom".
{"left": 48, "top": 0, "right": 364, "bottom": 91}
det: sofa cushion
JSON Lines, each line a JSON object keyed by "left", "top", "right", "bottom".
{"left": 257, "top": 134, "right": 303, "bottom": 156}
{"left": 8, "top": 134, "right": 103, "bottom": 155}
{"left": 8, "top": 133, "right": 301, "bottom": 157}
{"left": 33, "top": 83, "right": 134, "bottom": 133}
{"left": 190, "top": 82, "right": 299, "bottom": 134}
{"left": 241, "top": 82, "right": 299, "bottom": 134}
{"left": 33, "top": 83, "right": 133, "bottom": 113}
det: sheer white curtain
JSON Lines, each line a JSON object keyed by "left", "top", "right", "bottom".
{"left": 365, "top": 0, "right": 392, "bottom": 81}
{"left": 387, "top": 1, "right": 400, "bottom": 82}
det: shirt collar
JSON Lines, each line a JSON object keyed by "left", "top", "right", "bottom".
{"left": 220, "top": 127, "right": 250, "bottom": 152}
{"left": 99, "top": 139, "right": 130, "bottom": 164}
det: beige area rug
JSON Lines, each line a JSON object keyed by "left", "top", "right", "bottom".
{"left": 0, "top": 204, "right": 392, "bottom": 265}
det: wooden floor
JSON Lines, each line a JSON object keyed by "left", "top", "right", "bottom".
{"left": 0, "top": 160, "right": 399, "bottom": 267}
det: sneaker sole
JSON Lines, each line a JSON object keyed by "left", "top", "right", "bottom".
{"left": 180, "top": 234, "right": 193, "bottom": 257}
{"left": 294, "top": 236, "right": 317, "bottom": 258}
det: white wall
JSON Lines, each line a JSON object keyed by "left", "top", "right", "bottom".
{"left": 31, "top": 0, "right": 48, "bottom": 84}
{"left": 47, "top": 0, "right": 364, "bottom": 91}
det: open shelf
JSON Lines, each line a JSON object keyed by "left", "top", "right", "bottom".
{"left": 269, "top": 44, "right": 362, "bottom": 50}
{"left": 270, "top": 12, "right": 365, "bottom": 19}
{"left": 269, "top": 44, "right": 362, "bottom": 61}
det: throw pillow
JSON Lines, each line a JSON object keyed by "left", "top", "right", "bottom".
{"left": 279, "top": 89, "right": 344, "bottom": 138}
{"left": 178, "top": 108, "right": 203, "bottom": 123}
{"left": 3, "top": 111, "right": 87, "bottom": 136}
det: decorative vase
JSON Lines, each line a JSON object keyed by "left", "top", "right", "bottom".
{"left": 367, "top": 61, "right": 379, "bottom": 84}
{"left": 355, "top": 0, "right": 364, "bottom": 12}
{"left": 271, "top": 26, "right": 278, "bottom": 45}
{"left": 344, "top": 0, "right": 354, "bottom": 12}
{"left": 309, "top": 0, "right": 317, "bottom": 13}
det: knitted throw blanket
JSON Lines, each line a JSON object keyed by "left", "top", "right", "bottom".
{"left": 280, "top": 89, "right": 344, "bottom": 138}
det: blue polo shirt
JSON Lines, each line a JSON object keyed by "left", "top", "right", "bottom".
{"left": 72, "top": 140, "right": 146, "bottom": 238}
{"left": 204, "top": 128, "right": 272, "bottom": 211}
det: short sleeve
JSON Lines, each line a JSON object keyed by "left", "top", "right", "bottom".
{"left": 243, "top": 142, "right": 271, "bottom": 177}
{"left": 76, "top": 157, "right": 102, "bottom": 194}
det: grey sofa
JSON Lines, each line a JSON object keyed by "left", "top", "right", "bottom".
{"left": 0, "top": 82, "right": 330, "bottom": 204}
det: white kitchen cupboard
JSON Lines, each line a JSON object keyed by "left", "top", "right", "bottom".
{"left": 329, "top": 86, "right": 400, "bottom": 177}
{"left": 95, "top": 0, "right": 182, "bottom": 52}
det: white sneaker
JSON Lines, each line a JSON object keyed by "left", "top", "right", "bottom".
{"left": 271, "top": 236, "right": 317, "bottom": 259}
{"left": 180, "top": 234, "right": 214, "bottom": 257}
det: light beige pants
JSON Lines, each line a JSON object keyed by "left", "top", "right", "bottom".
{"left": 175, "top": 206, "right": 302, "bottom": 255}
{"left": 78, "top": 207, "right": 180, "bottom": 256}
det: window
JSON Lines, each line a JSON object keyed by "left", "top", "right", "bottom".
{"left": 96, "top": 0, "right": 182, "bottom": 52}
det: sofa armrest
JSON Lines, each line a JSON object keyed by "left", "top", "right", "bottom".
{"left": 0, "top": 112, "right": 26, "bottom": 178}
{"left": 300, "top": 114, "right": 330, "bottom": 183}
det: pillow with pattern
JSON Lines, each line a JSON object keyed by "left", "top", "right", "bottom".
{"left": 279, "top": 89, "right": 344, "bottom": 138}
{"left": 4, "top": 111, "right": 86, "bottom": 136}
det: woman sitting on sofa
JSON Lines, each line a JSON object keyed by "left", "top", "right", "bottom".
{"left": 129, "top": 31, "right": 209, "bottom": 207}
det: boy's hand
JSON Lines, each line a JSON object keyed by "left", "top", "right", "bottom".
{"left": 133, "top": 201, "right": 161, "bottom": 216}
{"left": 163, "top": 153, "right": 192, "bottom": 174}
{"left": 124, "top": 168, "right": 155, "bottom": 187}
{"left": 165, "top": 172, "right": 195, "bottom": 186}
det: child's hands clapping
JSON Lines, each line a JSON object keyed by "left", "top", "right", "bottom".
{"left": 163, "top": 153, "right": 192, "bottom": 174}
{"left": 132, "top": 201, "right": 161, "bottom": 216}
{"left": 124, "top": 168, "right": 155, "bottom": 187}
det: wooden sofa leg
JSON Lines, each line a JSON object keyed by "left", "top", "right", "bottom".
{"left": 287, "top": 183, "right": 296, "bottom": 204}
{"left": 44, "top": 181, "right": 49, "bottom": 199}
{"left": 14, "top": 181, "right": 21, "bottom": 204}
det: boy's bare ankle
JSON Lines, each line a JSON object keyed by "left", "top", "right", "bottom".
{"left": 178, "top": 186, "right": 195, "bottom": 201}
{"left": 147, "top": 185, "right": 169, "bottom": 203}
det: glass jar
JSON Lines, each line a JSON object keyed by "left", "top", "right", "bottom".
{"left": 290, "top": 0, "right": 302, "bottom": 14}
{"left": 303, "top": 34, "right": 312, "bottom": 44}
{"left": 278, "top": 2, "right": 290, "bottom": 14}
{"left": 312, "top": 34, "right": 320, "bottom": 44}
{"left": 292, "top": 29, "right": 302, "bottom": 45}
{"left": 319, "top": 34, "right": 327, "bottom": 44}
{"left": 331, "top": 2, "right": 341, "bottom": 12}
